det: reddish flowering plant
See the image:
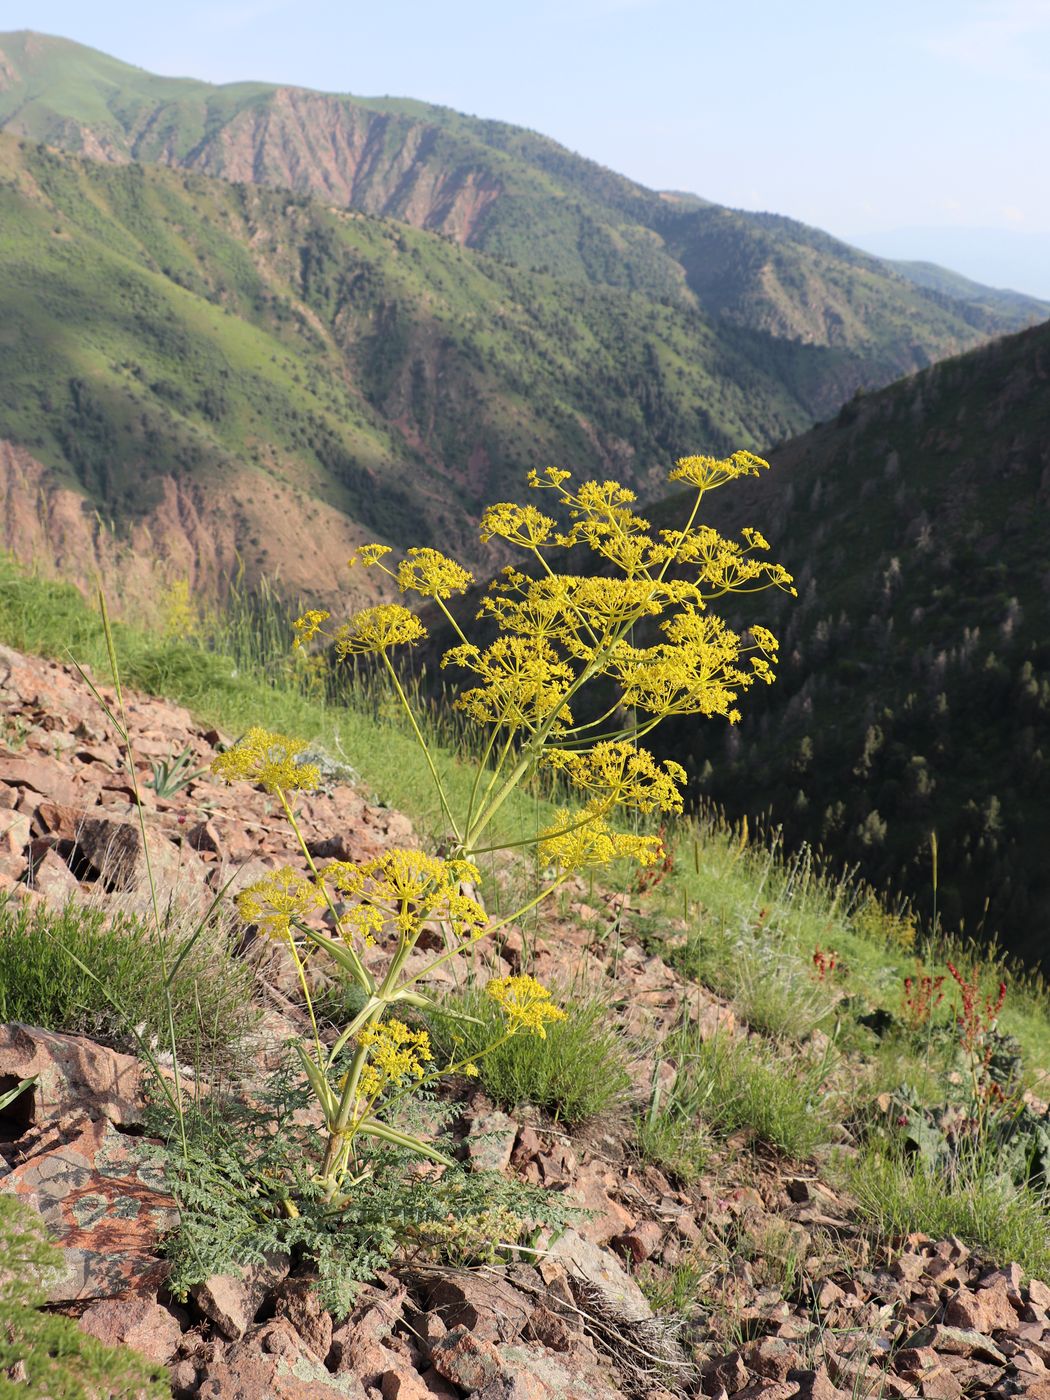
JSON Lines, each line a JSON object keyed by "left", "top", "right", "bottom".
{"left": 811, "top": 946, "right": 840, "bottom": 982}
{"left": 632, "top": 825, "right": 674, "bottom": 894}
{"left": 947, "top": 961, "right": 1006, "bottom": 1057}
{"left": 900, "top": 966, "right": 945, "bottom": 1032}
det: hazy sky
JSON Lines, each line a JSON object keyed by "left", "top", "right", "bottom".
{"left": 10, "top": 0, "right": 1050, "bottom": 294}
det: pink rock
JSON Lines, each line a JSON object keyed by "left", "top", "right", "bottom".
{"left": 0, "top": 753, "right": 80, "bottom": 807}
{"left": 192, "top": 1252, "right": 290, "bottom": 1340}
{"left": 196, "top": 1319, "right": 369, "bottom": 1398}
{"left": 430, "top": 1327, "right": 504, "bottom": 1391}
{"left": 563, "top": 1159, "right": 635, "bottom": 1245}
{"left": 0, "top": 1023, "right": 147, "bottom": 1129}
{"left": 0, "top": 806, "right": 29, "bottom": 857}
{"left": 74, "top": 811, "right": 208, "bottom": 900}
{"left": 381, "top": 1370, "right": 436, "bottom": 1400}
{"left": 424, "top": 1272, "right": 532, "bottom": 1344}
{"left": 28, "top": 846, "right": 80, "bottom": 899}
{"left": 944, "top": 1279, "right": 1018, "bottom": 1333}
{"left": 0, "top": 1117, "right": 177, "bottom": 1300}
{"left": 612, "top": 1219, "right": 664, "bottom": 1265}
{"left": 273, "top": 1274, "right": 333, "bottom": 1361}
{"left": 79, "top": 1295, "right": 183, "bottom": 1364}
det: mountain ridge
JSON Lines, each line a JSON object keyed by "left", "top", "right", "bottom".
{"left": 1, "top": 29, "right": 1047, "bottom": 335}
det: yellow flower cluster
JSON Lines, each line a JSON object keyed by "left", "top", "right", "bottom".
{"left": 479, "top": 501, "right": 556, "bottom": 548}
{"left": 668, "top": 450, "right": 769, "bottom": 491}
{"left": 444, "top": 636, "right": 574, "bottom": 730}
{"left": 538, "top": 806, "right": 662, "bottom": 872}
{"left": 485, "top": 975, "right": 567, "bottom": 1039}
{"left": 348, "top": 544, "right": 394, "bottom": 568}
{"left": 396, "top": 548, "right": 474, "bottom": 600}
{"left": 347, "top": 542, "right": 474, "bottom": 601}
{"left": 326, "top": 848, "right": 487, "bottom": 944}
{"left": 211, "top": 727, "right": 320, "bottom": 794}
{"left": 335, "top": 604, "right": 427, "bottom": 656}
{"left": 610, "top": 609, "right": 780, "bottom": 721}
{"left": 543, "top": 741, "right": 686, "bottom": 815}
{"left": 355, "top": 1018, "right": 432, "bottom": 1101}
{"left": 236, "top": 866, "right": 324, "bottom": 941}
{"left": 292, "top": 609, "right": 331, "bottom": 649}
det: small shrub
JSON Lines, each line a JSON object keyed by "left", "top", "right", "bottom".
{"left": 148, "top": 745, "right": 207, "bottom": 797}
{"left": 429, "top": 989, "right": 633, "bottom": 1127}
{"left": 638, "top": 1250, "right": 710, "bottom": 1313}
{"left": 0, "top": 1193, "right": 168, "bottom": 1398}
{"left": 900, "top": 963, "right": 946, "bottom": 1033}
{"left": 678, "top": 925, "right": 837, "bottom": 1042}
{"left": 845, "top": 1144, "right": 1050, "bottom": 1278}
{"left": 0, "top": 895, "right": 255, "bottom": 1067}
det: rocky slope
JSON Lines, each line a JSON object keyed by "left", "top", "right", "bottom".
{"left": 3, "top": 647, "right": 1050, "bottom": 1397}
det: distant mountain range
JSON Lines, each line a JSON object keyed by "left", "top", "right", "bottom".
{"left": 0, "top": 30, "right": 1047, "bottom": 601}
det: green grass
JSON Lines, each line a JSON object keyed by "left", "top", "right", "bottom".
{"left": 429, "top": 989, "right": 633, "bottom": 1127}
{"left": 0, "top": 894, "right": 255, "bottom": 1067}
{"left": 644, "top": 820, "right": 1050, "bottom": 1083}
{"left": 661, "top": 1024, "right": 836, "bottom": 1160}
{"left": 845, "top": 1144, "right": 1050, "bottom": 1279}
{"left": 635, "top": 1085, "right": 711, "bottom": 1185}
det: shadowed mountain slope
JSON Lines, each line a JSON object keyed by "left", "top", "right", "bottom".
{"left": 649, "top": 318, "right": 1050, "bottom": 965}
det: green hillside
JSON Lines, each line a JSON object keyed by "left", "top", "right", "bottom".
{"left": 0, "top": 133, "right": 814, "bottom": 588}
{"left": 648, "top": 319, "right": 1050, "bottom": 967}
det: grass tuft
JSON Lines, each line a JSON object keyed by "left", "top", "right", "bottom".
{"left": 658, "top": 1023, "right": 836, "bottom": 1160}
{"left": 429, "top": 988, "right": 633, "bottom": 1127}
{"left": 0, "top": 895, "right": 256, "bottom": 1067}
{"left": 845, "top": 1144, "right": 1050, "bottom": 1279}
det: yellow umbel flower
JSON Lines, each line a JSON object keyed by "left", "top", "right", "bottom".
{"left": 326, "top": 849, "right": 486, "bottom": 943}
{"left": 236, "top": 866, "right": 324, "bottom": 941}
{"left": 160, "top": 578, "right": 196, "bottom": 640}
{"left": 668, "top": 450, "right": 769, "bottom": 491}
{"left": 356, "top": 1018, "right": 432, "bottom": 1101}
{"left": 479, "top": 502, "right": 555, "bottom": 548}
{"left": 485, "top": 975, "right": 567, "bottom": 1039}
{"left": 211, "top": 727, "right": 320, "bottom": 794}
{"left": 543, "top": 741, "right": 687, "bottom": 815}
{"left": 397, "top": 548, "right": 474, "bottom": 599}
{"left": 292, "top": 609, "right": 331, "bottom": 649}
{"left": 538, "top": 806, "right": 662, "bottom": 871}
{"left": 444, "top": 636, "right": 574, "bottom": 729}
{"left": 335, "top": 604, "right": 427, "bottom": 655}
{"left": 348, "top": 544, "right": 394, "bottom": 568}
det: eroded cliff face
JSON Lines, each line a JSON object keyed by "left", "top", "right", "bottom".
{"left": 0, "top": 442, "right": 387, "bottom": 611}
{"left": 170, "top": 90, "right": 502, "bottom": 245}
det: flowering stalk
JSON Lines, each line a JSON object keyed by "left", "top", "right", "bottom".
{"left": 218, "top": 452, "right": 792, "bottom": 1200}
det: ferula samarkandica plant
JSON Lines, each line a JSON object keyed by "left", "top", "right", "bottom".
{"left": 215, "top": 451, "right": 793, "bottom": 1200}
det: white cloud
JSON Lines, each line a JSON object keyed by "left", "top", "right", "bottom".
{"left": 193, "top": 0, "right": 293, "bottom": 34}
{"left": 924, "top": 0, "right": 1050, "bottom": 77}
